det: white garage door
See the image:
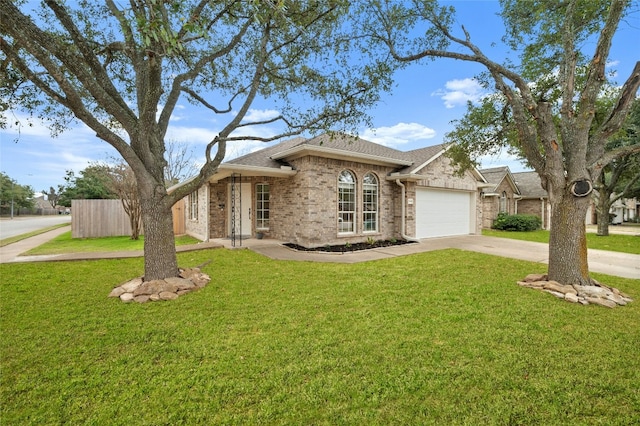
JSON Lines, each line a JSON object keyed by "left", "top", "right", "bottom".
{"left": 415, "top": 188, "right": 472, "bottom": 238}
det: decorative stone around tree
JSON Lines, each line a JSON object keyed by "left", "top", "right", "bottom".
{"left": 108, "top": 268, "right": 211, "bottom": 303}
{"left": 518, "top": 274, "right": 633, "bottom": 307}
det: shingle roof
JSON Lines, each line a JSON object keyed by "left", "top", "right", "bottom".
{"left": 512, "top": 171, "right": 548, "bottom": 198}
{"left": 301, "top": 133, "right": 410, "bottom": 160}
{"left": 397, "top": 145, "right": 447, "bottom": 174}
{"left": 479, "top": 166, "right": 510, "bottom": 192}
{"left": 226, "top": 136, "right": 305, "bottom": 168}
{"left": 225, "top": 133, "right": 446, "bottom": 171}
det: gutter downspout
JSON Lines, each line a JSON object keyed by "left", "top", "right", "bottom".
{"left": 395, "top": 179, "right": 420, "bottom": 242}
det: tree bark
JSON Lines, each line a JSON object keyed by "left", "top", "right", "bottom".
{"left": 548, "top": 193, "right": 592, "bottom": 286}
{"left": 138, "top": 181, "right": 178, "bottom": 281}
{"left": 596, "top": 216, "right": 610, "bottom": 236}
{"left": 596, "top": 190, "right": 611, "bottom": 237}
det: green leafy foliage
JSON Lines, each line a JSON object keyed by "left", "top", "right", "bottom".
{"left": 493, "top": 212, "right": 542, "bottom": 231}
{"left": 58, "top": 165, "right": 116, "bottom": 207}
{"left": 0, "top": 172, "right": 35, "bottom": 214}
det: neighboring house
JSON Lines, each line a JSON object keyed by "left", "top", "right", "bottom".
{"left": 586, "top": 196, "right": 638, "bottom": 225}
{"left": 478, "top": 166, "right": 521, "bottom": 229}
{"left": 511, "top": 171, "right": 551, "bottom": 230}
{"left": 174, "top": 133, "right": 487, "bottom": 247}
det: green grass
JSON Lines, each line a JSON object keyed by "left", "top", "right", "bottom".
{"left": 483, "top": 229, "right": 640, "bottom": 255}
{"left": 23, "top": 231, "right": 201, "bottom": 255}
{"left": 2, "top": 248, "right": 639, "bottom": 425}
{"left": 0, "top": 223, "right": 70, "bottom": 247}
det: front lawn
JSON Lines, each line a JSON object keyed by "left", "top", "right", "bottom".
{"left": 2, "top": 248, "right": 639, "bottom": 424}
{"left": 23, "top": 231, "right": 201, "bottom": 255}
{"left": 483, "top": 229, "right": 640, "bottom": 255}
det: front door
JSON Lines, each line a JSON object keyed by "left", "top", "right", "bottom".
{"left": 228, "top": 182, "right": 252, "bottom": 237}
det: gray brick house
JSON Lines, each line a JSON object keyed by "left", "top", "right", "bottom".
{"left": 176, "top": 133, "right": 487, "bottom": 247}
{"left": 512, "top": 171, "right": 551, "bottom": 230}
{"left": 478, "top": 166, "right": 521, "bottom": 229}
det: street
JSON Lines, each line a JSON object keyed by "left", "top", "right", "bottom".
{"left": 0, "top": 215, "right": 71, "bottom": 239}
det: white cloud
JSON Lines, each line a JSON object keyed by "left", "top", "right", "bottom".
{"left": 432, "top": 78, "right": 485, "bottom": 109}
{"left": 362, "top": 122, "right": 436, "bottom": 147}
{"left": 166, "top": 126, "right": 218, "bottom": 145}
{"left": 241, "top": 108, "right": 281, "bottom": 123}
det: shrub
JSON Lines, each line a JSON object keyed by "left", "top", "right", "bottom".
{"left": 492, "top": 212, "right": 541, "bottom": 231}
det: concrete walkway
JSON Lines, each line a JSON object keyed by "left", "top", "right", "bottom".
{"left": 2, "top": 225, "right": 638, "bottom": 279}
{"left": 0, "top": 225, "right": 223, "bottom": 264}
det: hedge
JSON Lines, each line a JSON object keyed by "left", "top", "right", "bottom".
{"left": 492, "top": 212, "right": 542, "bottom": 231}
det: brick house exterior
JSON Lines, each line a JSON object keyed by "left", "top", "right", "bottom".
{"left": 478, "top": 167, "right": 521, "bottom": 229}
{"left": 511, "top": 171, "right": 551, "bottom": 230}
{"left": 176, "top": 134, "right": 486, "bottom": 247}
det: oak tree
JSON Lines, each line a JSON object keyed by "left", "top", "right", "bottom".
{"left": 366, "top": 0, "right": 640, "bottom": 287}
{"left": 1, "top": 0, "right": 391, "bottom": 280}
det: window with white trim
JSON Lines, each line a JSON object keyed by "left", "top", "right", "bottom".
{"left": 256, "top": 183, "right": 270, "bottom": 230}
{"left": 338, "top": 170, "right": 356, "bottom": 233}
{"left": 363, "top": 172, "right": 378, "bottom": 232}
{"left": 189, "top": 189, "right": 198, "bottom": 220}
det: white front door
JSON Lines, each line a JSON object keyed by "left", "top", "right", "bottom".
{"left": 228, "top": 182, "right": 252, "bottom": 237}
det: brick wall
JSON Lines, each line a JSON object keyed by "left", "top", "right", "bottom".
{"left": 276, "top": 156, "right": 399, "bottom": 247}
{"left": 200, "top": 152, "right": 484, "bottom": 245}
{"left": 183, "top": 186, "right": 209, "bottom": 240}
{"left": 517, "top": 198, "right": 550, "bottom": 229}
{"left": 481, "top": 178, "right": 518, "bottom": 228}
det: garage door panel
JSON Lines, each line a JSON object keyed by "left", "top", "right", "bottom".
{"left": 416, "top": 189, "right": 471, "bottom": 238}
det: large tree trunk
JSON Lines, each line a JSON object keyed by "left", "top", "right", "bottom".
{"left": 547, "top": 194, "right": 592, "bottom": 286}
{"left": 139, "top": 183, "right": 179, "bottom": 281}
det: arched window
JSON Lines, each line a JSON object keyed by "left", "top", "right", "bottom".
{"left": 363, "top": 173, "right": 378, "bottom": 232}
{"left": 338, "top": 170, "right": 356, "bottom": 233}
{"left": 500, "top": 191, "right": 507, "bottom": 213}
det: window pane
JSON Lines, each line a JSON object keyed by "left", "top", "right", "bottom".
{"left": 363, "top": 173, "right": 378, "bottom": 232}
{"left": 338, "top": 171, "right": 356, "bottom": 233}
{"left": 256, "top": 183, "right": 270, "bottom": 229}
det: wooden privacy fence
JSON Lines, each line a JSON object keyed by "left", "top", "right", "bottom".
{"left": 72, "top": 199, "right": 139, "bottom": 238}
{"left": 172, "top": 198, "right": 185, "bottom": 235}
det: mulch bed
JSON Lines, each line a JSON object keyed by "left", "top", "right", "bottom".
{"left": 284, "top": 239, "right": 416, "bottom": 253}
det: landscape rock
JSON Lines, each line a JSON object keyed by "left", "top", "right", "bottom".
{"left": 565, "top": 293, "right": 579, "bottom": 303}
{"left": 109, "top": 267, "right": 211, "bottom": 303}
{"left": 585, "top": 296, "right": 617, "bottom": 308}
{"left": 159, "top": 291, "right": 179, "bottom": 301}
{"left": 134, "top": 295, "right": 150, "bottom": 303}
{"left": 523, "top": 273, "right": 548, "bottom": 283}
{"left": 120, "top": 292, "right": 134, "bottom": 303}
{"left": 108, "top": 287, "right": 125, "bottom": 298}
{"left": 543, "top": 290, "right": 565, "bottom": 299}
{"left": 133, "top": 279, "right": 178, "bottom": 296}
{"left": 517, "top": 277, "right": 632, "bottom": 308}
{"left": 165, "top": 276, "right": 196, "bottom": 291}
{"left": 121, "top": 277, "right": 143, "bottom": 292}
{"left": 543, "top": 281, "right": 577, "bottom": 295}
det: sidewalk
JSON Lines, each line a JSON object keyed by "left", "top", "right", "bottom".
{"left": 0, "top": 225, "right": 222, "bottom": 264}
{"left": 2, "top": 227, "right": 639, "bottom": 280}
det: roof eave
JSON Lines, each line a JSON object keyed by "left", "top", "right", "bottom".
{"left": 210, "top": 164, "right": 297, "bottom": 182}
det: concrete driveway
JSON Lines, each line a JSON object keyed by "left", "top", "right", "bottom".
{"left": 236, "top": 234, "right": 640, "bottom": 280}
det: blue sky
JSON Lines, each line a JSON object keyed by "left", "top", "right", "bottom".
{"left": 1, "top": 1, "right": 638, "bottom": 193}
